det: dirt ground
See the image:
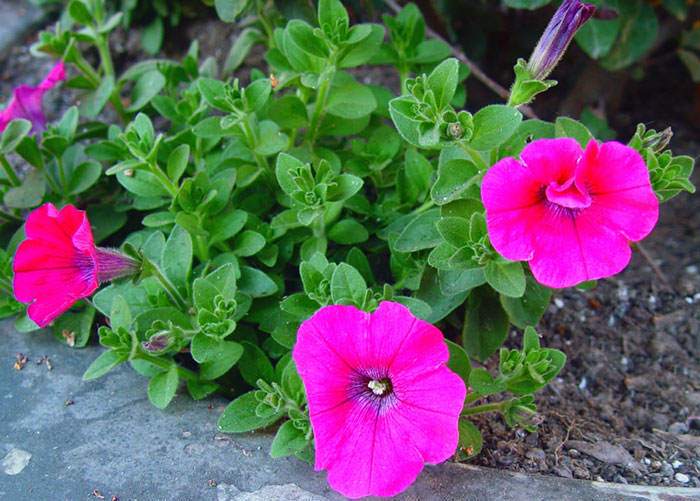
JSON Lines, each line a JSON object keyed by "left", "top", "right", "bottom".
{"left": 1, "top": 9, "right": 698, "bottom": 489}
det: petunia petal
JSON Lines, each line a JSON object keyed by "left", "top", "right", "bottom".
{"left": 529, "top": 207, "right": 631, "bottom": 288}
{"left": 322, "top": 401, "right": 425, "bottom": 499}
{"left": 365, "top": 301, "right": 431, "bottom": 369}
{"left": 577, "top": 140, "right": 653, "bottom": 196}
{"left": 392, "top": 366, "right": 465, "bottom": 463}
{"left": 520, "top": 137, "right": 582, "bottom": 184}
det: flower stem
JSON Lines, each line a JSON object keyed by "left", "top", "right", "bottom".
{"left": 139, "top": 353, "right": 222, "bottom": 392}
{"left": 307, "top": 69, "right": 335, "bottom": 147}
{"left": 0, "top": 154, "right": 21, "bottom": 187}
{"left": 148, "top": 262, "right": 188, "bottom": 311}
{"left": 147, "top": 160, "right": 179, "bottom": 198}
{"left": 413, "top": 199, "right": 435, "bottom": 214}
{"left": 461, "top": 401, "right": 506, "bottom": 417}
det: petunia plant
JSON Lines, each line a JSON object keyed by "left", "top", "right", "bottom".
{"left": 2, "top": 0, "right": 696, "bottom": 498}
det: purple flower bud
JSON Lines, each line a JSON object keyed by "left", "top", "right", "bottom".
{"left": 526, "top": 0, "right": 596, "bottom": 80}
{"left": 95, "top": 247, "right": 139, "bottom": 283}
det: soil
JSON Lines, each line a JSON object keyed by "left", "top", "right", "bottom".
{"left": 1, "top": 5, "right": 698, "bottom": 490}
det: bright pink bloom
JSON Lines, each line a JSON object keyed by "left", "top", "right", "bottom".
{"left": 482, "top": 138, "right": 659, "bottom": 288}
{"left": 0, "top": 61, "right": 67, "bottom": 133}
{"left": 13, "top": 203, "right": 137, "bottom": 327}
{"left": 293, "top": 301, "right": 466, "bottom": 499}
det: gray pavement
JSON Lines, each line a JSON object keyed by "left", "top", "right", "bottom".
{"left": 2, "top": 322, "right": 700, "bottom": 500}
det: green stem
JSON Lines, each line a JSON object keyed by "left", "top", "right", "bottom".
{"left": 95, "top": 36, "right": 115, "bottom": 79}
{"left": 256, "top": 0, "right": 276, "bottom": 48}
{"left": 307, "top": 70, "right": 335, "bottom": 147}
{"left": 56, "top": 156, "right": 68, "bottom": 196}
{"left": 240, "top": 115, "right": 274, "bottom": 186}
{"left": 195, "top": 235, "right": 210, "bottom": 263}
{"left": 148, "top": 262, "right": 188, "bottom": 311}
{"left": 413, "top": 199, "right": 435, "bottom": 214}
{"left": 463, "top": 392, "right": 482, "bottom": 405}
{"left": 0, "top": 154, "right": 20, "bottom": 187}
{"left": 461, "top": 400, "right": 507, "bottom": 417}
{"left": 147, "top": 160, "right": 178, "bottom": 198}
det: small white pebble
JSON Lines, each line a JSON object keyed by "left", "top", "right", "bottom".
{"left": 685, "top": 297, "right": 694, "bottom": 304}
{"left": 621, "top": 356, "right": 629, "bottom": 366}
{"left": 648, "top": 295, "right": 657, "bottom": 305}
{"left": 578, "top": 377, "right": 588, "bottom": 390}
{"left": 694, "top": 293, "right": 700, "bottom": 302}
{"left": 643, "top": 458, "right": 651, "bottom": 465}
{"left": 686, "top": 265, "right": 698, "bottom": 274}
{"left": 595, "top": 476, "right": 605, "bottom": 482}
{"left": 554, "top": 298, "right": 564, "bottom": 309}
{"left": 608, "top": 315, "right": 616, "bottom": 327}
{"left": 675, "top": 473, "right": 690, "bottom": 483}
{"left": 672, "top": 460, "right": 683, "bottom": 469}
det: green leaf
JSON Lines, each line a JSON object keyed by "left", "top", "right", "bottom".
{"left": 239, "top": 266, "right": 278, "bottom": 297}
{"left": 326, "top": 78, "right": 377, "bottom": 119}
{"left": 162, "top": 225, "right": 192, "bottom": 295}
{"left": 127, "top": 70, "right": 166, "bottom": 112}
{"left": 287, "top": 20, "right": 328, "bottom": 58}
{"left": 576, "top": 15, "right": 621, "bottom": 59}
{"left": 199, "top": 340, "right": 244, "bottom": 380}
{"left": 484, "top": 260, "right": 526, "bottom": 298}
{"left": 394, "top": 209, "right": 441, "bottom": 252}
{"left": 426, "top": 58, "right": 459, "bottom": 109}
{"left": 446, "top": 339, "right": 471, "bottom": 384}
{"left": 470, "top": 105, "right": 523, "bottom": 151}
{"left": 4, "top": 169, "right": 45, "bottom": 209}
{"left": 458, "top": 419, "right": 483, "bottom": 459}
{"left": 83, "top": 350, "right": 127, "bottom": 380}
{"left": 244, "top": 79, "right": 272, "bottom": 112}
{"left": 468, "top": 367, "right": 506, "bottom": 396}
{"left": 68, "top": 161, "right": 102, "bottom": 195}
{"left": 330, "top": 263, "right": 367, "bottom": 306}
{"left": 233, "top": 230, "right": 266, "bottom": 257}
{"left": 326, "top": 174, "right": 363, "bottom": 201}
{"left": 431, "top": 159, "right": 479, "bottom": 205}
{"left": 270, "top": 420, "right": 308, "bottom": 458}
{"left": 52, "top": 305, "right": 96, "bottom": 348}
{"left": 81, "top": 75, "right": 115, "bottom": 118}
{"left": 215, "top": 0, "right": 247, "bottom": 22}
{"left": 147, "top": 364, "right": 179, "bottom": 409}
{"left": 328, "top": 219, "right": 369, "bottom": 245}
{"left": 398, "top": 147, "right": 433, "bottom": 204}
{"left": 554, "top": 117, "right": 593, "bottom": 148}
{"left": 504, "top": 0, "right": 552, "bottom": 8}
{"left": 275, "top": 152, "right": 304, "bottom": 195}
{"left": 68, "top": 0, "right": 92, "bottom": 24}
{"left": 318, "top": 0, "right": 349, "bottom": 36}
{"left": 167, "top": 144, "right": 190, "bottom": 183}
{"left": 463, "top": 286, "right": 510, "bottom": 362}
{"left": 141, "top": 17, "right": 164, "bottom": 55}
{"left": 225, "top": 27, "right": 262, "bottom": 74}
{"left": 239, "top": 341, "right": 275, "bottom": 387}
{"left": 600, "top": 1, "right": 659, "bottom": 71}
{"left": 1, "top": 119, "right": 32, "bottom": 153}
{"left": 268, "top": 95, "right": 308, "bottom": 129}
{"left": 186, "top": 379, "right": 219, "bottom": 400}
{"left": 501, "top": 275, "right": 552, "bottom": 328}
{"left": 218, "top": 391, "right": 283, "bottom": 433}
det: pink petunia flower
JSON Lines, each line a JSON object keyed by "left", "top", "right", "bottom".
{"left": 482, "top": 138, "right": 659, "bottom": 288}
{"left": 293, "top": 301, "right": 466, "bottom": 499}
{"left": 0, "top": 61, "right": 67, "bottom": 133}
{"left": 13, "top": 203, "right": 138, "bottom": 327}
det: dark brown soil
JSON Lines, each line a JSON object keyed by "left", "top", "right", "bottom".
{"left": 2, "top": 10, "right": 698, "bottom": 490}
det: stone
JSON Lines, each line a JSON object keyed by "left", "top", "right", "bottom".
{"left": 1, "top": 448, "right": 31, "bottom": 475}
{"left": 675, "top": 473, "right": 690, "bottom": 484}
{"left": 2, "top": 322, "right": 700, "bottom": 500}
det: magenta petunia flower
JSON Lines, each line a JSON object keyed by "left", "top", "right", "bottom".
{"left": 482, "top": 138, "right": 659, "bottom": 289}
{"left": 293, "top": 301, "right": 466, "bottom": 499}
{"left": 13, "top": 203, "right": 137, "bottom": 327}
{"left": 0, "top": 61, "right": 67, "bottom": 133}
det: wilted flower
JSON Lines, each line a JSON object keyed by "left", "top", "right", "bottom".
{"left": 13, "top": 203, "right": 138, "bottom": 327}
{"left": 526, "top": 0, "right": 595, "bottom": 80}
{"left": 481, "top": 138, "right": 659, "bottom": 288}
{"left": 0, "top": 61, "right": 67, "bottom": 133}
{"left": 293, "top": 301, "right": 466, "bottom": 499}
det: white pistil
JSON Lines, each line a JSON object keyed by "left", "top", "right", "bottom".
{"left": 368, "top": 379, "right": 387, "bottom": 396}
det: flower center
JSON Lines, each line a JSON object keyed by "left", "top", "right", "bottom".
{"left": 368, "top": 378, "right": 392, "bottom": 396}
{"left": 545, "top": 176, "right": 592, "bottom": 210}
